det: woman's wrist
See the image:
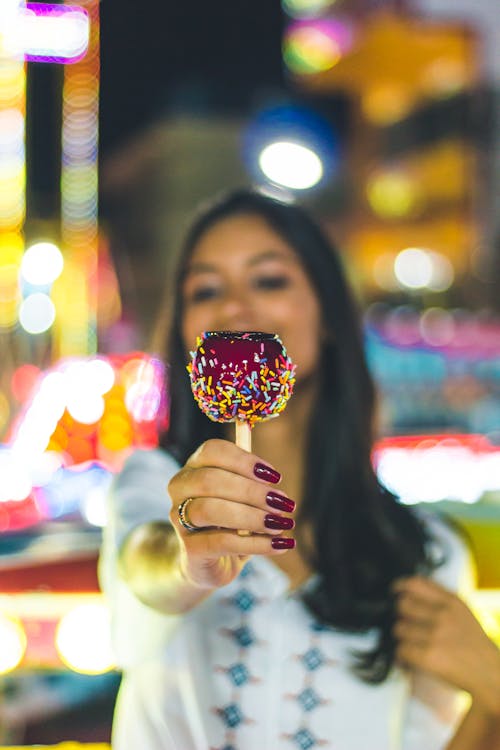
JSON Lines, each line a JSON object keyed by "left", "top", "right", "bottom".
{"left": 471, "top": 647, "right": 500, "bottom": 718}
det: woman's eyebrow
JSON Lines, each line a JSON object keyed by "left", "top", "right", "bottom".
{"left": 247, "top": 250, "right": 292, "bottom": 266}
{"left": 185, "top": 250, "right": 292, "bottom": 277}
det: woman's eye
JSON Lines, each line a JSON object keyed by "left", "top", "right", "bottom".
{"left": 188, "top": 286, "right": 220, "bottom": 303}
{"left": 254, "top": 276, "right": 290, "bottom": 291}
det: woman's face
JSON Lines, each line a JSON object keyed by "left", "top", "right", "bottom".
{"left": 181, "top": 213, "right": 323, "bottom": 382}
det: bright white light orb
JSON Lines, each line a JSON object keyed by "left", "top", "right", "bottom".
{"left": 0, "top": 449, "right": 32, "bottom": 502}
{"left": 19, "top": 293, "right": 56, "bottom": 334}
{"left": 66, "top": 393, "right": 105, "bottom": 425}
{"left": 394, "top": 248, "right": 433, "bottom": 290}
{"left": 55, "top": 602, "right": 115, "bottom": 674}
{"left": 21, "top": 242, "right": 64, "bottom": 286}
{"left": 82, "top": 484, "right": 110, "bottom": 528}
{"left": 427, "top": 251, "right": 454, "bottom": 292}
{"left": 87, "top": 358, "right": 115, "bottom": 395}
{"left": 0, "top": 614, "right": 27, "bottom": 674}
{"left": 259, "top": 141, "right": 324, "bottom": 190}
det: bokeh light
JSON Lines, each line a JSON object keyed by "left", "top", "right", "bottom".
{"left": 0, "top": 232, "right": 23, "bottom": 328}
{"left": 362, "top": 85, "right": 414, "bottom": 125}
{"left": 419, "top": 308, "right": 456, "bottom": 347}
{"left": 21, "top": 241, "right": 63, "bottom": 285}
{"left": 394, "top": 247, "right": 454, "bottom": 292}
{"left": 283, "top": 19, "right": 352, "bottom": 75}
{"left": 259, "top": 141, "right": 324, "bottom": 190}
{"left": 282, "top": 0, "right": 334, "bottom": 18}
{"left": 373, "top": 253, "right": 399, "bottom": 292}
{"left": 426, "top": 251, "right": 454, "bottom": 292}
{"left": 244, "top": 104, "right": 338, "bottom": 191}
{"left": 22, "top": 4, "right": 89, "bottom": 64}
{"left": 0, "top": 449, "right": 32, "bottom": 501}
{"left": 375, "top": 436, "right": 500, "bottom": 505}
{"left": 394, "top": 248, "right": 433, "bottom": 289}
{"left": 11, "top": 363, "right": 41, "bottom": 402}
{"left": 366, "top": 170, "right": 422, "bottom": 219}
{"left": 0, "top": 613, "right": 26, "bottom": 674}
{"left": 0, "top": 391, "right": 10, "bottom": 433}
{"left": 55, "top": 602, "right": 114, "bottom": 674}
{"left": 53, "top": 0, "right": 99, "bottom": 358}
{"left": 421, "top": 57, "right": 470, "bottom": 99}
{"left": 19, "top": 292, "right": 55, "bottom": 334}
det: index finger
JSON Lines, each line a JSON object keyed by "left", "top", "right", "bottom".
{"left": 186, "top": 439, "right": 282, "bottom": 485}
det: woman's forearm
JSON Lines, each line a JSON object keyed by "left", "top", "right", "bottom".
{"left": 118, "top": 521, "right": 214, "bottom": 614}
{"left": 445, "top": 657, "right": 500, "bottom": 750}
{"left": 445, "top": 702, "right": 500, "bottom": 750}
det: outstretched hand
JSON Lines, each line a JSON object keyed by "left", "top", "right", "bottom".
{"left": 168, "top": 439, "right": 295, "bottom": 591}
{"left": 393, "top": 576, "right": 500, "bottom": 716}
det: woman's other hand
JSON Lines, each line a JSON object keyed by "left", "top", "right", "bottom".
{"left": 393, "top": 576, "right": 500, "bottom": 717}
{"left": 168, "top": 439, "right": 295, "bottom": 591}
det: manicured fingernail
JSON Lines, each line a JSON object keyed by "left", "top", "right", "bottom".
{"left": 266, "top": 491, "right": 295, "bottom": 513}
{"left": 254, "top": 462, "right": 281, "bottom": 484}
{"left": 271, "top": 537, "right": 295, "bottom": 550}
{"left": 265, "top": 514, "right": 295, "bottom": 531}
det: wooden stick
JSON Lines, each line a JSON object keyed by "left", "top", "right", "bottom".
{"left": 235, "top": 420, "right": 252, "bottom": 536}
{"left": 235, "top": 420, "right": 252, "bottom": 452}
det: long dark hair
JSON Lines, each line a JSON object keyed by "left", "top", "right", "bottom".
{"left": 161, "top": 188, "right": 437, "bottom": 682}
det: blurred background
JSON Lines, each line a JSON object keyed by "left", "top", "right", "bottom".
{"left": 0, "top": 0, "right": 499, "bottom": 746}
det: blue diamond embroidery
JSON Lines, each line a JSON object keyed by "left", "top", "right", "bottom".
{"left": 298, "top": 687, "right": 321, "bottom": 712}
{"left": 310, "top": 620, "right": 330, "bottom": 633}
{"left": 239, "top": 561, "right": 254, "bottom": 578}
{"left": 233, "top": 588, "right": 255, "bottom": 611}
{"left": 228, "top": 662, "right": 250, "bottom": 686}
{"left": 302, "top": 647, "right": 324, "bottom": 671}
{"left": 293, "top": 728, "right": 317, "bottom": 749}
{"left": 233, "top": 625, "right": 255, "bottom": 648}
{"left": 218, "top": 703, "right": 244, "bottom": 728}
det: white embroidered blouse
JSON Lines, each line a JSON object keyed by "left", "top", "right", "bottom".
{"left": 99, "top": 448, "right": 473, "bottom": 750}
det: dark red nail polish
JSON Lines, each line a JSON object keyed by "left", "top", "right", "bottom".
{"left": 254, "top": 462, "right": 281, "bottom": 484}
{"left": 271, "top": 537, "right": 295, "bottom": 550}
{"left": 266, "top": 492, "right": 295, "bottom": 513}
{"left": 264, "top": 514, "right": 295, "bottom": 531}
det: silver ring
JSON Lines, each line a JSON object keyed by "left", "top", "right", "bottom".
{"left": 178, "top": 497, "right": 201, "bottom": 532}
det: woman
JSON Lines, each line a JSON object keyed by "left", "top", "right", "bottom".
{"left": 100, "top": 189, "right": 500, "bottom": 749}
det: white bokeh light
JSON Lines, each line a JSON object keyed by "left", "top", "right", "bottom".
{"left": 394, "top": 248, "right": 433, "bottom": 290}
{"left": 376, "top": 444, "right": 500, "bottom": 505}
{"left": 427, "top": 251, "right": 454, "bottom": 292}
{"left": 0, "top": 449, "right": 32, "bottom": 502}
{"left": 66, "top": 393, "right": 105, "bottom": 425}
{"left": 20, "top": 8, "right": 89, "bottom": 60}
{"left": 21, "top": 242, "right": 64, "bottom": 286}
{"left": 259, "top": 141, "right": 324, "bottom": 190}
{"left": 87, "top": 358, "right": 115, "bottom": 395}
{"left": 55, "top": 602, "right": 114, "bottom": 674}
{"left": 19, "top": 293, "right": 56, "bottom": 334}
{"left": 81, "top": 483, "right": 111, "bottom": 528}
{"left": 64, "top": 361, "right": 107, "bottom": 424}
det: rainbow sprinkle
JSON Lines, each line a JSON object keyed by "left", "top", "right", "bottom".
{"left": 187, "top": 331, "right": 296, "bottom": 427}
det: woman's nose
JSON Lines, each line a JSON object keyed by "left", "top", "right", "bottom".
{"left": 217, "top": 287, "right": 256, "bottom": 330}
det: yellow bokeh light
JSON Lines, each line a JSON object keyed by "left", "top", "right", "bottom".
{"left": 362, "top": 85, "right": 415, "bottom": 125}
{"left": 0, "top": 613, "right": 27, "bottom": 674}
{"left": 0, "top": 299, "right": 19, "bottom": 328}
{"left": 0, "top": 390, "right": 10, "bottom": 432}
{"left": 366, "top": 170, "right": 422, "bottom": 219}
